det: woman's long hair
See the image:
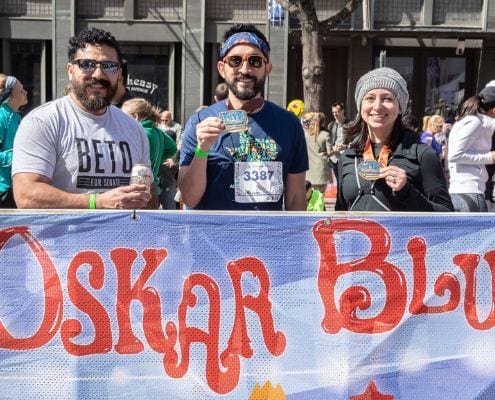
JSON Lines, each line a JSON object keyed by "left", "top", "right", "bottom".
{"left": 427, "top": 115, "right": 444, "bottom": 133}
{"left": 422, "top": 115, "right": 430, "bottom": 132}
{"left": 456, "top": 95, "right": 485, "bottom": 120}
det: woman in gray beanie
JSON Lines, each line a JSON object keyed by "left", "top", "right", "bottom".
{"left": 335, "top": 67, "right": 453, "bottom": 211}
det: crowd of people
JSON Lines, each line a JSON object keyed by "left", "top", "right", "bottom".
{"left": 1, "top": 23, "right": 495, "bottom": 213}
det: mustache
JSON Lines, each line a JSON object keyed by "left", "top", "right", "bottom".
{"left": 235, "top": 73, "right": 256, "bottom": 81}
{"left": 83, "top": 79, "right": 111, "bottom": 89}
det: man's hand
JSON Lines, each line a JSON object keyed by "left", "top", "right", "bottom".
{"left": 196, "top": 117, "right": 225, "bottom": 151}
{"left": 13, "top": 173, "right": 153, "bottom": 209}
{"left": 163, "top": 158, "right": 175, "bottom": 168}
{"left": 96, "top": 184, "right": 151, "bottom": 209}
{"left": 177, "top": 117, "right": 225, "bottom": 209}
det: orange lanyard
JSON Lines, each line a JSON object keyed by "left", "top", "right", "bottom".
{"left": 362, "top": 137, "right": 391, "bottom": 166}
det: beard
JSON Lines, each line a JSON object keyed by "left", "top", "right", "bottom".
{"left": 225, "top": 73, "right": 265, "bottom": 101}
{"left": 71, "top": 78, "right": 116, "bottom": 112}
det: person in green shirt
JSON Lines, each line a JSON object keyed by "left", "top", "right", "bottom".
{"left": 306, "top": 180, "right": 325, "bottom": 211}
{"left": 0, "top": 74, "right": 28, "bottom": 208}
{"left": 121, "top": 98, "right": 177, "bottom": 200}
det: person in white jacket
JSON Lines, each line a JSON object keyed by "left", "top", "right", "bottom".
{"left": 448, "top": 85, "right": 495, "bottom": 211}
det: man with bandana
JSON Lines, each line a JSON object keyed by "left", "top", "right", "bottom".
{"left": 178, "top": 24, "right": 308, "bottom": 210}
{"left": 12, "top": 28, "right": 153, "bottom": 209}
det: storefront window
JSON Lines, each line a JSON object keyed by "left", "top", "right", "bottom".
{"left": 374, "top": 52, "right": 465, "bottom": 119}
{"left": 374, "top": 55, "right": 414, "bottom": 115}
{"left": 10, "top": 41, "right": 44, "bottom": 114}
{"left": 424, "top": 57, "right": 464, "bottom": 118}
{"left": 121, "top": 44, "right": 169, "bottom": 110}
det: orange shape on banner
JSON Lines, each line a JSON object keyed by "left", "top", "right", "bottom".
{"left": 350, "top": 381, "right": 394, "bottom": 400}
{"left": 248, "top": 381, "right": 286, "bottom": 400}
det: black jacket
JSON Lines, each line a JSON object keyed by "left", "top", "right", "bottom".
{"left": 335, "top": 130, "right": 454, "bottom": 212}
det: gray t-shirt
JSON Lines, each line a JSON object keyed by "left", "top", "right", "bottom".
{"left": 12, "top": 95, "right": 150, "bottom": 193}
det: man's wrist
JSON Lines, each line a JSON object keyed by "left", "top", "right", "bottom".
{"left": 195, "top": 144, "right": 209, "bottom": 158}
{"left": 88, "top": 193, "right": 97, "bottom": 209}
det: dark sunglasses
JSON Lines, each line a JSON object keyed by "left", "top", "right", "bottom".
{"left": 223, "top": 54, "right": 266, "bottom": 69}
{"left": 71, "top": 59, "right": 121, "bottom": 74}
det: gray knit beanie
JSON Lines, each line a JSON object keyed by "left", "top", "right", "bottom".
{"left": 355, "top": 67, "right": 409, "bottom": 113}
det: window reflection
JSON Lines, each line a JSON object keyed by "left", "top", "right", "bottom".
{"left": 425, "top": 57, "right": 464, "bottom": 118}
{"left": 10, "top": 41, "right": 46, "bottom": 115}
{"left": 121, "top": 44, "right": 170, "bottom": 110}
{"left": 374, "top": 53, "right": 465, "bottom": 119}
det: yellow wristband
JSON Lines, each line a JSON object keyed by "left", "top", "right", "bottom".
{"left": 89, "top": 193, "right": 96, "bottom": 209}
{"left": 194, "top": 144, "right": 209, "bottom": 158}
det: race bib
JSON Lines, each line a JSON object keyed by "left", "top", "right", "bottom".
{"left": 234, "top": 161, "right": 283, "bottom": 203}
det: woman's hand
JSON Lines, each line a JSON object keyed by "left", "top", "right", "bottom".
{"left": 379, "top": 165, "right": 407, "bottom": 192}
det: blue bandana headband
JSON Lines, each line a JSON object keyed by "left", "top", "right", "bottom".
{"left": 219, "top": 32, "right": 270, "bottom": 59}
{"left": 0, "top": 76, "right": 17, "bottom": 104}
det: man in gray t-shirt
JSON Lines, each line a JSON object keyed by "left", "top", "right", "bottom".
{"left": 12, "top": 28, "right": 153, "bottom": 209}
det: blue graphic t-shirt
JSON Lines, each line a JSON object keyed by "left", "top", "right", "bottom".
{"left": 180, "top": 101, "right": 308, "bottom": 210}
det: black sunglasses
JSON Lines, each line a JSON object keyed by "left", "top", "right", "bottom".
{"left": 71, "top": 59, "right": 121, "bottom": 74}
{"left": 223, "top": 54, "right": 266, "bottom": 69}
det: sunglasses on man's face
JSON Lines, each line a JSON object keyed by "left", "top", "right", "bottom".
{"left": 71, "top": 59, "right": 121, "bottom": 74}
{"left": 223, "top": 54, "right": 266, "bottom": 69}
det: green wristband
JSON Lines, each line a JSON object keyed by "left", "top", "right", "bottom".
{"left": 89, "top": 193, "right": 96, "bottom": 209}
{"left": 194, "top": 144, "right": 209, "bottom": 158}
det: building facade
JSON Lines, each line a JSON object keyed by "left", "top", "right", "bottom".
{"left": 0, "top": 0, "right": 494, "bottom": 123}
